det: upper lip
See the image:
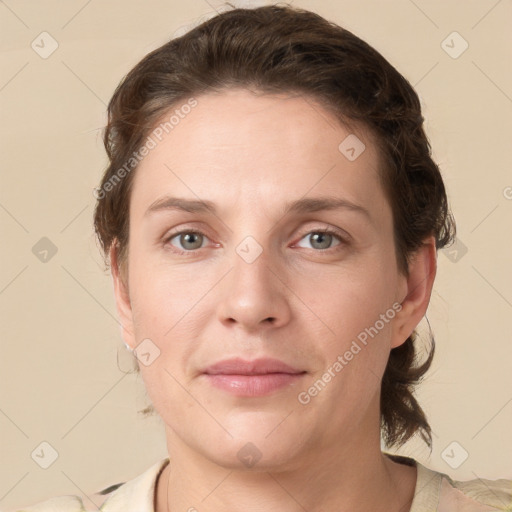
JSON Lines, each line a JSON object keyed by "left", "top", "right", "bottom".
{"left": 203, "top": 357, "right": 305, "bottom": 375}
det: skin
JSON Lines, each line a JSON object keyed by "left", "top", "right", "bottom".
{"left": 111, "top": 88, "right": 437, "bottom": 512}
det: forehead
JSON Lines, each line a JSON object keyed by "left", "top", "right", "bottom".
{"left": 131, "top": 88, "right": 389, "bottom": 223}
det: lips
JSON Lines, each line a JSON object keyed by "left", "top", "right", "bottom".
{"left": 203, "top": 357, "right": 304, "bottom": 376}
{"left": 202, "top": 357, "right": 306, "bottom": 397}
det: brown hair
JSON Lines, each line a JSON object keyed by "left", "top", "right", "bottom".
{"left": 93, "top": 3, "right": 456, "bottom": 448}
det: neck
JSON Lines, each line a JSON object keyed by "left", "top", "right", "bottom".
{"left": 155, "top": 399, "right": 417, "bottom": 512}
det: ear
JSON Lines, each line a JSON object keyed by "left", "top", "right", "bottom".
{"left": 110, "top": 242, "right": 136, "bottom": 350}
{"left": 391, "top": 236, "right": 437, "bottom": 349}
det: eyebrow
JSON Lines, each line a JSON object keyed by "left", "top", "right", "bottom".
{"left": 144, "top": 195, "right": 371, "bottom": 221}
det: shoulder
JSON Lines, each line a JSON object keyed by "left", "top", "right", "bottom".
{"left": 447, "top": 474, "right": 512, "bottom": 511}
{"left": 384, "top": 453, "right": 512, "bottom": 511}
{"left": 6, "top": 495, "right": 88, "bottom": 512}
{"left": 414, "top": 458, "right": 512, "bottom": 511}
{"left": 7, "top": 459, "right": 169, "bottom": 512}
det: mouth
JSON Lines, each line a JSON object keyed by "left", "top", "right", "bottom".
{"left": 202, "top": 357, "right": 306, "bottom": 397}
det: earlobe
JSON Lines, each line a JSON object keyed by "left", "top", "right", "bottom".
{"left": 110, "top": 242, "right": 136, "bottom": 350}
{"left": 391, "top": 236, "right": 437, "bottom": 349}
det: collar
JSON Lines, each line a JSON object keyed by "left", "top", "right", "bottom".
{"left": 99, "top": 458, "right": 169, "bottom": 511}
{"left": 99, "top": 455, "right": 444, "bottom": 512}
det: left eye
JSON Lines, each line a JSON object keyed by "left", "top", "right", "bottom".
{"left": 167, "top": 231, "right": 209, "bottom": 251}
{"left": 296, "top": 230, "right": 344, "bottom": 250}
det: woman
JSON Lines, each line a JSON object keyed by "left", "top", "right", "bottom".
{"left": 15, "top": 4, "right": 511, "bottom": 511}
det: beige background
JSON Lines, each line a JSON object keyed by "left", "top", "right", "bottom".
{"left": 1, "top": 0, "right": 511, "bottom": 509}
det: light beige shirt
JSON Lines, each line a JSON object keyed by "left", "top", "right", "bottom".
{"left": 11, "top": 455, "right": 512, "bottom": 511}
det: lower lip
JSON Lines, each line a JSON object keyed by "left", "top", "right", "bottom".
{"left": 203, "top": 373, "right": 305, "bottom": 397}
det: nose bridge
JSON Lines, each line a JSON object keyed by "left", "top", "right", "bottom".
{"left": 233, "top": 235, "right": 273, "bottom": 290}
{"left": 217, "top": 229, "right": 291, "bottom": 330}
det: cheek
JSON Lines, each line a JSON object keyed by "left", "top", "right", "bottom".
{"left": 127, "top": 255, "right": 211, "bottom": 381}
{"left": 294, "top": 255, "right": 398, "bottom": 383}
{"left": 128, "top": 252, "right": 192, "bottom": 333}
{"left": 295, "top": 255, "right": 397, "bottom": 335}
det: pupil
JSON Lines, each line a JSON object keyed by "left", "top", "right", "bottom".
{"left": 313, "top": 233, "right": 330, "bottom": 249}
{"left": 183, "top": 233, "right": 200, "bottom": 249}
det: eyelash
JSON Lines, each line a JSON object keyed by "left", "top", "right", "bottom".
{"left": 163, "top": 227, "right": 349, "bottom": 256}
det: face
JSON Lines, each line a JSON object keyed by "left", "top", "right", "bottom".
{"left": 113, "top": 88, "right": 431, "bottom": 470}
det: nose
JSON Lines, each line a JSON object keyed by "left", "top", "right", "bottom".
{"left": 216, "top": 243, "right": 292, "bottom": 333}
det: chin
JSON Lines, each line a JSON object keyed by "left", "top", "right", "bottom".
{"left": 197, "top": 424, "right": 308, "bottom": 468}
{"left": 203, "top": 441, "right": 304, "bottom": 472}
